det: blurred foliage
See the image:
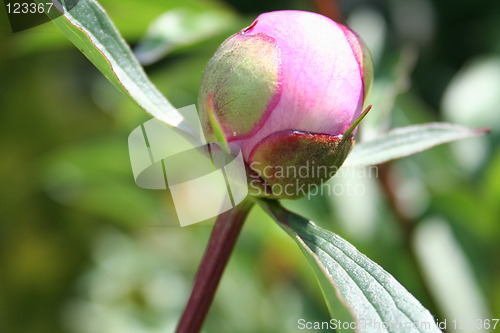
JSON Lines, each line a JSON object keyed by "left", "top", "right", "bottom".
{"left": 0, "top": 0, "right": 499, "bottom": 332}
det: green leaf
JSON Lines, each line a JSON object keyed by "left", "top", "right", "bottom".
{"left": 44, "top": 0, "right": 193, "bottom": 134}
{"left": 345, "top": 123, "right": 488, "bottom": 167}
{"left": 260, "top": 200, "right": 442, "bottom": 333}
{"left": 206, "top": 94, "right": 230, "bottom": 153}
{"left": 134, "top": 7, "right": 237, "bottom": 65}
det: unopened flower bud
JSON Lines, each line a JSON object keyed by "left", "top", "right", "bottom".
{"left": 198, "top": 10, "right": 373, "bottom": 199}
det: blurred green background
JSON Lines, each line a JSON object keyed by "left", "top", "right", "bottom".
{"left": 0, "top": 0, "right": 499, "bottom": 332}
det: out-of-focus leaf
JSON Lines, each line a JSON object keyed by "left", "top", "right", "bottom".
{"left": 348, "top": 9, "right": 386, "bottom": 66}
{"left": 414, "top": 218, "right": 490, "bottom": 331}
{"left": 260, "top": 200, "right": 442, "bottom": 333}
{"left": 38, "top": 139, "right": 172, "bottom": 226}
{"left": 134, "top": 8, "right": 237, "bottom": 65}
{"left": 44, "top": 0, "right": 193, "bottom": 134}
{"left": 325, "top": 166, "right": 381, "bottom": 242}
{"left": 442, "top": 56, "right": 500, "bottom": 131}
{"left": 344, "top": 123, "right": 487, "bottom": 167}
{"left": 441, "top": 56, "right": 500, "bottom": 173}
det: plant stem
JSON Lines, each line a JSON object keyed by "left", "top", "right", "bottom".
{"left": 175, "top": 199, "right": 254, "bottom": 333}
{"left": 377, "top": 163, "right": 447, "bottom": 330}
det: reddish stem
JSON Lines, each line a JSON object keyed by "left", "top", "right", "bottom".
{"left": 378, "top": 163, "right": 447, "bottom": 330}
{"left": 175, "top": 199, "right": 254, "bottom": 333}
{"left": 313, "top": 0, "right": 346, "bottom": 24}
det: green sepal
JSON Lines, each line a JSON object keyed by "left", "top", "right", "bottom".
{"left": 247, "top": 105, "right": 372, "bottom": 199}
{"left": 198, "top": 32, "right": 281, "bottom": 140}
{"left": 247, "top": 130, "right": 354, "bottom": 199}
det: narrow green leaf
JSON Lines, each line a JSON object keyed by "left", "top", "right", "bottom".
{"left": 344, "top": 123, "right": 488, "bottom": 167}
{"left": 260, "top": 200, "right": 442, "bottom": 333}
{"left": 134, "top": 7, "right": 237, "bottom": 65}
{"left": 342, "top": 105, "right": 373, "bottom": 142}
{"left": 43, "top": 0, "right": 193, "bottom": 134}
{"left": 206, "top": 94, "right": 230, "bottom": 154}
{"left": 302, "top": 248, "right": 355, "bottom": 333}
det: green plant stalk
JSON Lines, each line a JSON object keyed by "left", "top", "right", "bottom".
{"left": 175, "top": 199, "right": 254, "bottom": 333}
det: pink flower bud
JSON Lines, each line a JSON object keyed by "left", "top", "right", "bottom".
{"left": 199, "top": 10, "right": 373, "bottom": 199}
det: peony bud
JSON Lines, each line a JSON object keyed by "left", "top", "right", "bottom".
{"left": 198, "top": 10, "right": 373, "bottom": 199}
